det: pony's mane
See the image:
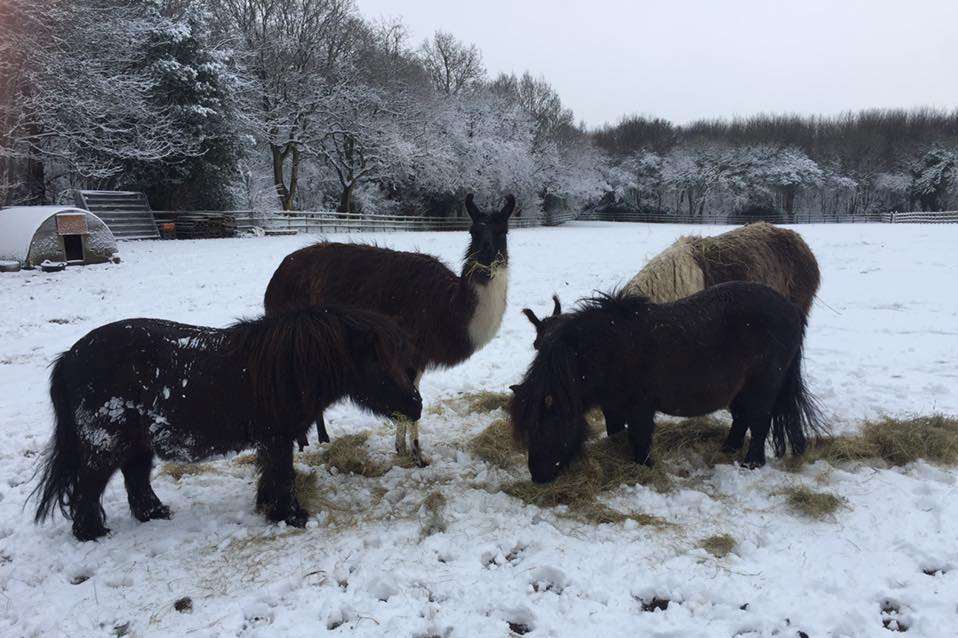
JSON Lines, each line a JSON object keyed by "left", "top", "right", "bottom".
{"left": 510, "top": 328, "right": 584, "bottom": 439}
{"left": 227, "top": 306, "right": 413, "bottom": 424}
{"left": 574, "top": 289, "right": 651, "bottom": 317}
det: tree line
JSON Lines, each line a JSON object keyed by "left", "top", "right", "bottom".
{"left": 2, "top": 0, "right": 956, "bottom": 218}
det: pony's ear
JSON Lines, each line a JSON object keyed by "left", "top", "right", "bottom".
{"left": 551, "top": 294, "right": 562, "bottom": 317}
{"left": 498, "top": 194, "right": 516, "bottom": 220}
{"left": 522, "top": 308, "right": 542, "bottom": 330}
{"left": 509, "top": 384, "right": 522, "bottom": 394}
{"left": 465, "top": 193, "right": 482, "bottom": 222}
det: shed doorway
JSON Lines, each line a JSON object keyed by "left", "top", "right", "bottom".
{"left": 63, "top": 234, "right": 84, "bottom": 262}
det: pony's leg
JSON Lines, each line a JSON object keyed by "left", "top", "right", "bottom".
{"left": 316, "top": 414, "right": 330, "bottom": 444}
{"left": 72, "top": 464, "right": 115, "bottom": 541}
{"left": 121, "top": 451, "right": 171, "bottom": 522}
{"left": 743, "top": 415, "right": 772, "bottom": 469}
{"left": 602, "top": 405, "right": 627, "bottom": 436}
{"left": 723, "top": 397, "right": 750, "bottom": 453}
{"left": 256, "top": 437, "right": 308, "bottom": 527}
{"left": 626, "top": 404, "right": 656, "bottom": 466}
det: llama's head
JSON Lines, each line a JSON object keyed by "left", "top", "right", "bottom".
{"left": 464, "top": 193, "right": 516, "bottom": 280}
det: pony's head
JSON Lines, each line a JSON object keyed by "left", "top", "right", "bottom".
{"left": 341, "top": 309, "right": 423, "bottom": 422}
{"left": 522, "top": 294, "right": 565, "bottom": 350}
{"left": 464, "top": 193, "right": 516, "bottom": 281}
{"left": 510, "top": 332, "right": 587, "bottom": 483}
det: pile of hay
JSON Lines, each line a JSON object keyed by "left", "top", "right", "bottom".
{"left": 781, "top": 485, "right": 845, "bottom": 519}
{"left": 300, "top": 432, "right": 388, "bottom": 477}
{"left": 800, "top": 415, "right": 958, "bottom": 467}
{"left": 700, "top": 534, "right": 736, "bottom": 558}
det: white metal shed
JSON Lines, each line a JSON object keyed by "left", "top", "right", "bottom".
{"left": 0, "top": 206, "right": 118, "bottom": 268}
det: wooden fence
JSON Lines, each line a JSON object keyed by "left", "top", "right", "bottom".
{"left": 153, "top": 208, "right": 580, "bottom": 236}
{"left": 146, "top": 207, "right": 958, "bottom": 241}
{"left": 577, "top": 209, "right": 958, "bottom": 225}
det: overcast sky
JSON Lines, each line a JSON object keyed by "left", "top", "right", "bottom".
{"left": 358, "top": 0, "right": 958, "bottom": 128}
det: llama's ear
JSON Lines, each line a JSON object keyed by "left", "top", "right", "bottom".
{"left": 551, "top": 294, "right": 562, "bottom": 317}
{"left": 465, "top": 193, "right": 482, "bottom": 222}
{"left": 498, "top": 194, "right": 516, "bottom": 220}
{"left": 522, "top": 308, "right": 542, "bottom": 330}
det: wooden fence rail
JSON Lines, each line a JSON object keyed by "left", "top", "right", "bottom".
{"left": 146, "top": 208, "right": 958, "bottom": 241}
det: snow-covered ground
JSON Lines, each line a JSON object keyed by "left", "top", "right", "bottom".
{"left": 1, "top": 222, "right": 957, "bottom": 637}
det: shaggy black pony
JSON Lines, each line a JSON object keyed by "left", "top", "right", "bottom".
{"left": 32, "top": 306, "right": 423, "bottom": 541}
{"left": 511, "top": 282, "right": 825, "bottom": 483}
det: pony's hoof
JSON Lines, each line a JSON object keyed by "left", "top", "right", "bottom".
{"left": 134, "top": 503, "right": 172, "bottom": 522}
{"left": 285, "top": 509, "right": 309, "bottom": 528}
{"left": 317, "top": 431, "right": 331, "bottom": 444}
{"left": 742, "top": 458, "right": 766, "bottom": 470}
{"left": 73, "top": 525, "right": 110, "bottom": 542}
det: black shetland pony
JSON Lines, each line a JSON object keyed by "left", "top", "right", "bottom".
{"left": 32, "top": 306, "right": 422, "bottom": 541}
{"left": 264, "top": 193, "right": 516, "bottom": 465}
{"left": 510, "top": 282, "right": 825, "bottom": 483}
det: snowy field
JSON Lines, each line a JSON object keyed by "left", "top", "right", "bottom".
{"left": 1, "top": 221, "right": 957, "bottom": 637}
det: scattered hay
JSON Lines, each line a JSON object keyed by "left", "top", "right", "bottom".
{"left": 462, "top": 391, "right": 512, "bottom": 414}
{"left": 233, "top": 453, "right": 257, "bottom": 466}
{"left": 419, "top": 491, "right": 448, "bottom": 538}
{"left": 653, "top": 417, "right": 732, "bottom": 467}
{"left": 782, "top": 486, "right": 844, "bottom": 519}
{"left": 301, "top": 432, "right": 387, "bottom": 477}
{"left": 470, "top": 418, "right": 525, "bottom": 468}
{"left": 160, "top": 463, "right": 217, "bottom": 481}
{"left": 700, "top": 534, "right": 736, "bottom": 558}
{"left": 562, "top": 502, "right": 667, "bottom": 527}
{"left": 502, "top": 433, "right": 672, "bottom": 512}
{"left": 797, "top": 415, "right": 958, "bottom": 468}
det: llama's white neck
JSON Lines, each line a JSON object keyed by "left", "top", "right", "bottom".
{"left": 467, "top": 265, "right": 509, "bottom": 351}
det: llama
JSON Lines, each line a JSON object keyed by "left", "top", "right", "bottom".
{"left": 264, "top": 193, "right": 516, "bottom": 465}
{"left": 32, "top": 306, "right": 422, "bottom": 541}
{"left": 511, "top": 282, "right": 826, "bottom": 483}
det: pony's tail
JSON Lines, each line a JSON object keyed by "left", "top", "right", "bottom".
{"left": 770, "top": 324, "right": 827, "bottom": 457}
{"left": 32, "top": 353, "right": 81, "bottom": 523}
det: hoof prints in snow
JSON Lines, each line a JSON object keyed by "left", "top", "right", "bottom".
{"left": 881, "top": 599, "right": 910, "bottom": 632}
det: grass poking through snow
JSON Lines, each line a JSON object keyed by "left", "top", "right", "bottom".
{"left": 782, "top": 486, "right": 845, "bottom": 519}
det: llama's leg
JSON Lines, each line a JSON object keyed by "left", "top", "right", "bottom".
{"left": 394, "top": 419, "right": 408, "bottom": 455}
{"left": 626, "top": 404, "right": 656, "bottom": 466}
{"left": 72, "top": 464, "right": 115, "bottom": 541}
{"left": 256, "top": 438, "right": 307, "bottom": 527}
{"left": 602, "top": 405, "right": 627, "bottom": 436}
{"left": 121, "top": 451, "right": 171, "bottom": 522}
{"left": 409, "top": 419, "right": 429, "bottom": 467}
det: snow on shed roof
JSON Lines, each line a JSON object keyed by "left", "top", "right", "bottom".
{"left": 0, "top": 206, "right": 95, "bottom": 262}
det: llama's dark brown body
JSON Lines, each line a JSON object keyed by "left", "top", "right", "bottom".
{"left": 265, "top": 243, "right": 483, "bottom": 369}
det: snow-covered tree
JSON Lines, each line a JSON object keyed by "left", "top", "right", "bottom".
{"left": 418, "top": 31, "right": 485, "bottom": 97}
{"left": 1, "top": 0, "right": 200, "bottom": 204}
